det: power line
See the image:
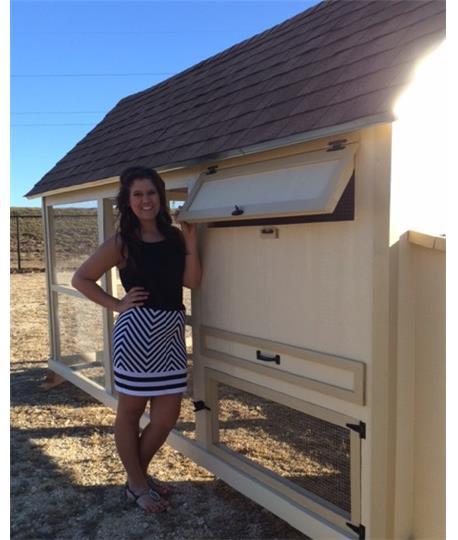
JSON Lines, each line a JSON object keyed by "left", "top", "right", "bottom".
{"left": 11, "top": 72, "right": 175, "bottom": 78}
{"left": 11, "top": 111, "right": 106, "bottom": 115}
{"left": 11, "top": 123, "right": 96, "bottom": 127}
{"left": 12, "top": 30, "right": 244, "bottom": 35}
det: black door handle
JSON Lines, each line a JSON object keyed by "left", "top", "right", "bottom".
{"left": 256, "top": 350, "right": 280, "bottom": 365}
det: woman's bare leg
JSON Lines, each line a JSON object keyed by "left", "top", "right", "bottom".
{"left": 139, "top": 393, "right": 182, "bottom": 476}
{"left": 114, "top": 393, "right": 166, "bottom": 512}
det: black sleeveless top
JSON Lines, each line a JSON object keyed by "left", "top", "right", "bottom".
{"left": 119, "top": 237, "right": 186, "bottom": 311}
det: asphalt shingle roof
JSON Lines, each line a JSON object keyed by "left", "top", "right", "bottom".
{"left": 27, "top": 0, "right": 445, "bottom": 197}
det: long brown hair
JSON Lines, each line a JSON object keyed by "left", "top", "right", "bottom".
{"left": 115, "top": 166, "right": 184, "bottom": 265}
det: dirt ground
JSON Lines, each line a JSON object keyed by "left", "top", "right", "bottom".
{"left": 11, "top": 273, "right": 310, "bottom": 540}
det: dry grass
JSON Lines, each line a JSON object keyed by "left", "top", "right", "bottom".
{"left": 10, "top": 208, "right": 98, "bottom": 272}
{"left": 11, "top": 273, "right": 311, "bottom": 540}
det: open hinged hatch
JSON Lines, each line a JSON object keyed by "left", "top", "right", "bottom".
{"left": 177, "top": 144, "right": 357, "bottom": 224}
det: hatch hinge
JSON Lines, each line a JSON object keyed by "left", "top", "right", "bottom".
{"left": 327, "top": 139, "right": 347, "bottom": 151}
{"left": 346, "top": 522, "right": 366, "bottom": 540}
{"left": 193, "top": 400, "right": 211, "bottom": 412}
{"left": 346, "top": 421, "right": 366, "bottom": 439}
{"left": 206, "top": 165, "right": 218, "bottom": 175}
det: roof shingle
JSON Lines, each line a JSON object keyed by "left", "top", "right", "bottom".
{"left": 27, "top": 0, "right": 445, "bottom": 197}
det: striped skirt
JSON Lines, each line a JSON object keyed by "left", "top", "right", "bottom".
{"left": 112, "top": 307, "right": 187, "bottom": 397}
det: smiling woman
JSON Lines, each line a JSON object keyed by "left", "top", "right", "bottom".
{"left": 129, "top": 179, "right": 161, "bottom": 224}
{"left": 71, "top": 166, "right": 201, "bottom": 513}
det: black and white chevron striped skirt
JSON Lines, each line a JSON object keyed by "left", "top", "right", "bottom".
{"left": 112, "top": 307, "right": 188, "bottom": 397}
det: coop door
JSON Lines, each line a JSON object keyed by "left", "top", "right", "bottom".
{"left": 200, "top": 367, "right": 363, "bottom": 537}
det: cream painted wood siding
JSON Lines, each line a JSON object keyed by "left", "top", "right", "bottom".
{"left": 412, "top": 241, "right": 445, "bottom": 540}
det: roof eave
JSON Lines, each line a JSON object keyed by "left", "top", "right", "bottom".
{"left": 26, "top": 112, "right": 393, "bottom": 199}
{"left": 25, "top": 176, "right": 121, "bottom": 200}
{"left": 159, "top": 112, "right": 394, "bottom": 170}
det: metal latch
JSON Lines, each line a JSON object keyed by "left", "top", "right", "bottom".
{"left": 260, "top": 227, "right": 279, "bottom": 239}
{"left": 231, "top": 205, "right": 244, "bottom": 216}
{"left": 193, "top": 400, "right": 211, "bottom": 412}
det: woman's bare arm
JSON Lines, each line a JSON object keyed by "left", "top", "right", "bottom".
{"left": 71, "top": 234, "right": 149, "bottom": 312}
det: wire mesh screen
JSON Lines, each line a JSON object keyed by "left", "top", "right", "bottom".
{"left": 56, "top": 293, "right": 105, "bottom": 388}
{"left": 53, "top": 206, "right": 98, "bottom": 287}
{"left": 10, "top": 214, "right": 45, "bottom": 271}
{"left": 217, "top": 383, "right": 351, "bottom": 514}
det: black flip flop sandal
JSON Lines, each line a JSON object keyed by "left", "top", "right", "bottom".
{"left": 146, "top": 475, "right": 175, "bottom": 496}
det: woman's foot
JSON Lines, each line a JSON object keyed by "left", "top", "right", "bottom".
{"left": 145, "top": 474, "right": 175, "bottom": 496}
{"left": 125, "top": 483, "right": 170, "bottom": 513}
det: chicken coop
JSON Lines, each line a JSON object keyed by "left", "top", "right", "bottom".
{"left": 26, "top": 2, "right": 446, "bottom": 538}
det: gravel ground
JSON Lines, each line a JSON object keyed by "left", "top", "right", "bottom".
{"left": 11, "top": 273, "right": 310, "bottom": 540}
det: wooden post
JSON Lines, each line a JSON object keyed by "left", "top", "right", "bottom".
{"left": 16, "top": 215, "right": 22, "bottom": 272}
{"left": 42, "top": 200, "right": 59, "bottom": 360}
{"left": 98, "top": 197, "right": 115, "bottom": 395}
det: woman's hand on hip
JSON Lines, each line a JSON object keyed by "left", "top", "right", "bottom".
{"left": 116, "top": 287, "right": 149, "bottom": 312}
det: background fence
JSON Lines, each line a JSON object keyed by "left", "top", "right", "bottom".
{"left": 10, "top": 209, "right": 97, "bottom": 272}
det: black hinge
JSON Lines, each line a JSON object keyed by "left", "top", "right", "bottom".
{"left": 193, "top": 400, "right": 211, "bottom": 412}
{"left": 346, "top": 421, "right": 366, "bottom": 439}
{"left": 206, "top": 165, "right": 218, "bottom": 175}
{"left": 327, "top": 139, "right": 347, "bottom": 151}
{"left": 346, "top": 522, "right": 365, "bottom": 540}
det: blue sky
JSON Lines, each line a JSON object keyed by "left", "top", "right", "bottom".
{"left": 11, "top": 0, "right": 318, "bottom": 207}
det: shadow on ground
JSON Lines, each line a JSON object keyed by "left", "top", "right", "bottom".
{"left": 11, "top": 367, "right": 310, "bottom": 540}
